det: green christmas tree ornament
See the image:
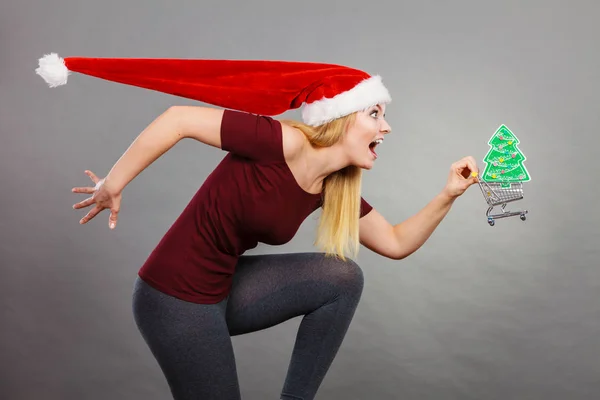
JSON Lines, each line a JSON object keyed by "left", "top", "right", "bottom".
{"left": 477, "top": 124, "right": 530, "bottom": 226}
{"left": 481, "top": 124, "right": 531, "bottom": 187}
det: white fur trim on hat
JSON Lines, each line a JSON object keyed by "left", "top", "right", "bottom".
{"left": 36, "top": 53, "right": 70, "bottom": 87}
{"left": 301, "top": 75, "right": 391, "bottom": 126}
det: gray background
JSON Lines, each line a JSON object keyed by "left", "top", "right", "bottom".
{"left": 1, "top": 0, "right": 598, "bottom": 399}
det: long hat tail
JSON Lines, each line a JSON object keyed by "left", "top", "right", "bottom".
{"left": 35, "top": 53, "right": 390, "bottom": 125}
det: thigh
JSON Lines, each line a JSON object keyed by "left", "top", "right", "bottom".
{"left": 132, "top": 277, "right": 241, "bottom": 400}
{"left": 225, "top": 252, "right": 364, "bottom": 336}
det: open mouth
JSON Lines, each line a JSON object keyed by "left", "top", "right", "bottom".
{"left": 369, "top": 138, "right": 383, "bottom": 159}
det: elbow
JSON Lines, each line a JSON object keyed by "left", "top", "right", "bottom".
{"left": 166, "top": 105, "right": 183, "bottom": 113}
{"left": 165, "top": 105, "right": 182, "bottom": 120}
{"left": 390, "top": 245, "right": 417, "bottom": 261}
{"left": 163, "top": 106, "right": 185, "bottom": 139}
{"left": 389, "top": 230, "right": 420, "bottom": 261}
{"left": 390, "top": 252, "right": 409, "bottom": 261}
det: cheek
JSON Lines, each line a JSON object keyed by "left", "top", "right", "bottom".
{"left": 345, "top": 119, "right": 375, "bottom": 152}
{"left": 354, "top": 119, "right": 375, "bottom": 138}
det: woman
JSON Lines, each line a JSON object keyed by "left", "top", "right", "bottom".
{"left": 37, "top": 54, "right": 479, "bottom": 400}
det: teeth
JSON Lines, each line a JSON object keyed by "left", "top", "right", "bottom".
{"left": 372, "top": 138, "right": 383, "bottom": 145}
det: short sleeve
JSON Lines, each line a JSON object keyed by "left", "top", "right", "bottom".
{"left": 220, "top": 109, "right": 284, "bottom": 162}
{"left": 360, "top": 197, "right": 373, "bottom": 218}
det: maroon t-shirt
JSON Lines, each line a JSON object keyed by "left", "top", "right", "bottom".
{"left": 137, "top": 110, "right": 373, "bottom": 304}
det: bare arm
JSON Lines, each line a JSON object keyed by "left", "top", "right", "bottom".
{"left": 359, "top": 192, "right": 455, "bottom": 260}
{"left": 103, "top": 106, "right": 224, "bottom": 193}
{"left": 359, "top": 156, "right": 479, "bottom": 260}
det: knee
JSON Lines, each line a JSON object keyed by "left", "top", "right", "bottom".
{"left": 320, "top": 255, "right": 365, "bottom": 297}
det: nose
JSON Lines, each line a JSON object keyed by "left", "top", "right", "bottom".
{"left": 380, "top": 119, "right": 392, "bottom": 134}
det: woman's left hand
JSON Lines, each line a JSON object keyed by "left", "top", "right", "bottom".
{"left": 442, "top": 156, "right": 480, "bottom": 199}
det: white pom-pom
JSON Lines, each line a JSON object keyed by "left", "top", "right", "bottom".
{"left": 35, "top": 53, "right": 70, "bottom": 87}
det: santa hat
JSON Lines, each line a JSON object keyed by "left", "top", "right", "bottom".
{"left": 35, "top": 53, "right": 391, "bottom": 126}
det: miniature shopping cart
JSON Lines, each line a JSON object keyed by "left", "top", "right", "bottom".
{"left": 477, "top": 179, "right": 528, "bottom": 226}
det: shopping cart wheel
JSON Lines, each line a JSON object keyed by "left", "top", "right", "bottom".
{"left": 488, "top": 218, "right": 495, "bottom": 226}
{"left": 520, "top": 214, "right": 526, "bottom": 221}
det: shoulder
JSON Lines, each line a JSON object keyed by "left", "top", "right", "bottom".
{"left": 279, "top": 120, "right": 308, "bottom": 162}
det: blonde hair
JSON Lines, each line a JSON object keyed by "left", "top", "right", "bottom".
{"left": 282, "top": 113, "right": 363, "bottom": 261}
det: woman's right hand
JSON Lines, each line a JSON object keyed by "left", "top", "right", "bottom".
{"left": 72, "top": 170, "right": 122, "bottom": 229}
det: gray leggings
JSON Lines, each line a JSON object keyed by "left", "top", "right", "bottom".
{"left": 132, "top": 252, "right": 365, "bottom": 400}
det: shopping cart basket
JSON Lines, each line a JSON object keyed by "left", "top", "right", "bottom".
{"left": 477, "top": 179, "right": 528, "bottom": 226}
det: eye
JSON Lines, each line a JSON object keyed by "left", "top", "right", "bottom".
{"left": 370, "top": 109, "right": 379, "bottom": 118}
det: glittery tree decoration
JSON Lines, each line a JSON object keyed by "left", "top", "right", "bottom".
{"left": 481, "top": 125, "right": 531, "bottom": 188}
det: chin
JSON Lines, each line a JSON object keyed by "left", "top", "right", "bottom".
{"left": 355, "top": 159, "right": 375, "bottom": 170}
{"left": 350, "top": 151, "right": 377, "bottom": 170}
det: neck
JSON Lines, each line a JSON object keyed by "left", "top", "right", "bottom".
{"left": 300, "top": 143, "right": 351, "bottom": 192}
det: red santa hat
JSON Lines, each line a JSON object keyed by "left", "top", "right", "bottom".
{"left": 35, "top": 53, "right": 391, "bottom": 126}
